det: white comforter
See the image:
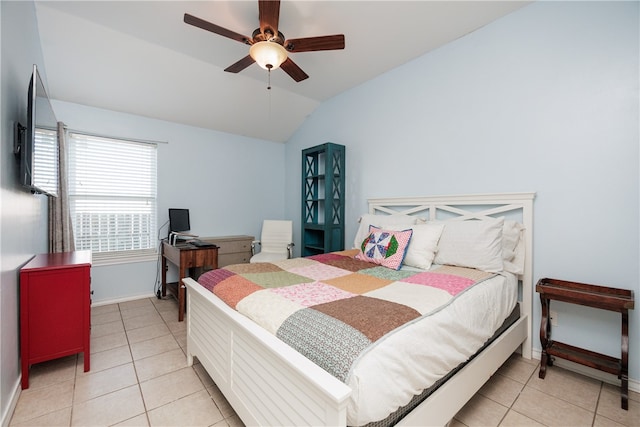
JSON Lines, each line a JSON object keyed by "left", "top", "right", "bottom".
{"left": 346, "top": 269, "right": 517, "bottom": 425}
{"left": 198, "top": 257, "right": 518, "bottom": 426}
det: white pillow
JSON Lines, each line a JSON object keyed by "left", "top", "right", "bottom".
{"left": 502, "top": 220, "right": 525, "bottom": 275}
{"left": 353, "top": 214, "right": 417, "bottom": 249}
{"left": 389, "top": 223, "right": 444, "bottom": 269}
{"left": 434, "top": 218, "right": 505, "bottom": 272}
{"left": 502, "top": 220, "right": 523, "bottom": 262}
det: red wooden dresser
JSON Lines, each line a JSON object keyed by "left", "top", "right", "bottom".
{"left": 20, "top": 250, "right": 92, "bottom": 389}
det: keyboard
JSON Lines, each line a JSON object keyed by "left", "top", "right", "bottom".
{"left": 190, "top": 240, "right": 215, "bottom": 248}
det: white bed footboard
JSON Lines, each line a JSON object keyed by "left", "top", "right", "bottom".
{"left": 184, "top": 276, "right": 351, "bottom": 426}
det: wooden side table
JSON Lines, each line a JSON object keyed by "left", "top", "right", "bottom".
{"left": 536, "top": 277, "right": 635, "bottom": 409}
{"left": 161, "top": 241, "right": 218, "bottom": 321}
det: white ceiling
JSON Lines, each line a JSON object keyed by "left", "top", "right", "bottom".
{"left": 35, "top": 1, "right": 530, "bottom": 143}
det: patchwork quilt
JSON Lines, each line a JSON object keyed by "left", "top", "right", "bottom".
{"left": 197, "top": 249, "right": 496, "bottom": 385}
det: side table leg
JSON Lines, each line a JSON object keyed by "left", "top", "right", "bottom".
{"left": 621, "top": 310, "right": 629, "bottom": 410}
{"left": 539, "top": 296, "right": 551, "bottom": 379}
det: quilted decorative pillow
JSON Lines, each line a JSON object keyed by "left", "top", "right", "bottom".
{"left": 356, "top": 226, "right": 413, "bottom": 270}
{"left": 352, "top": 214, "right": 417, "bottom": 249}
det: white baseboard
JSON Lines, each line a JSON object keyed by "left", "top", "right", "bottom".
{"left": 532, "top": 349, "right": 639, "bottom": 393}
{"left": 1, "top": 377, "right": 21, "bottom": 427}
{"left": 91, "top": 292, "right": 158, "bottom": 307}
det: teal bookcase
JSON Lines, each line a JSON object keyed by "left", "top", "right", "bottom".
{"left": 301, "top": 143, "right": 345, "bottom": 256}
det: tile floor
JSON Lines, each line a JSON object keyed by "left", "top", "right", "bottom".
{"left": 9, "top": 296, "right": 639, "bottom": 427}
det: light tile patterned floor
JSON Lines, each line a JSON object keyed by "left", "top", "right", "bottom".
{"left": 9, "top": 296, "right": 639, "bottom": 426}
{"left": 10, "top": 297, "right": 242, "bottom": 427}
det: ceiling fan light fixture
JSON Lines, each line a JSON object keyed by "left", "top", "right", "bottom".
{"left": 249, "top": 41, "right": 288, "bottom": 70}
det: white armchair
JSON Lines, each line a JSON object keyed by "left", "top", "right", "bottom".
{"left": 250, "top": 220, "right": 294, "bottom": 263}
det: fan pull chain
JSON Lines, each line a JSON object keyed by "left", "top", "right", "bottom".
{"left": 268, "top": 79, "right": 273, "bottom": 121}
{"left": 265, "top": 66, "right": 273, "bottom": 120}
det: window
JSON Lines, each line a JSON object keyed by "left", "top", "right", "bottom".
{"left": 33, "top": 128, "right": 59, "bottom": 197}
{"left": 68, "top": 133, "right": 157, "bottom": 265}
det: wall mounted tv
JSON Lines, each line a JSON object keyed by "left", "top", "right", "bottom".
{"left": 17, "top": 64, "right": 59, "bottom": 197}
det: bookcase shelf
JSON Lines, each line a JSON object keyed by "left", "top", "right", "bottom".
{"left": 301, "top": 143, "right": 345, "bottom": 256}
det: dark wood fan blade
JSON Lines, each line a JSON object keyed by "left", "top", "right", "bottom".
{"left": 224, "top": 55, "right": 256, "bottom": 73}
{"left": 285, "top": 34, "right": 345, "bottom": 52}
{"left": 280, "top": 58, "right": 309, "bottom": 82}
{"left": 184, "top": 13, "right": 252, "bottom": 45}
{"left": 259, "top": 0, "right": 280, "bottom": 37}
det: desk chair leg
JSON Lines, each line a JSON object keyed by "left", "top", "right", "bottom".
{"left": 287, "top": 243, "right": 295, "bottom": 259}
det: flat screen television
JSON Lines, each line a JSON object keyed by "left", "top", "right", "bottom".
{"left": 168, "top": 208, "right": 191, "bottom": 236}
{"left": 19, "top": 64, "right": 59, "bottom": 197}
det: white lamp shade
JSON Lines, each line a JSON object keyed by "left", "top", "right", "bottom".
{"left": 249, "top": 41, "right": 288, "bottom": 70}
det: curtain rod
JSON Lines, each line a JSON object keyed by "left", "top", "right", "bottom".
{"left": 64, "top": 126, "right": 169, "bottom": 145}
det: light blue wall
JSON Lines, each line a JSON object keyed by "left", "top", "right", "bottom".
{"left": 51, "top": 101, "right": 288, "bottom": 303}
{"left": 285, "top": 1, "right": 639, "bottom": 382}
{"left": 2, "top": 1, "right": 639, "bottom": 420}
{"left": 0, "top": 1, "right": 50, "bottom": 423}
{"left": 1, "top": 1, "right": 287, "bottom": 416}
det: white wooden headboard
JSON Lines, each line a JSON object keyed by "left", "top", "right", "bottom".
{"left": 367, "top": 192, "right": 535, "bottom": 358}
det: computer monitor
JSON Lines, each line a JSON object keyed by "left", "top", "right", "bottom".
{"left": 168, "top": 208, "right": 190, "bottom": 237}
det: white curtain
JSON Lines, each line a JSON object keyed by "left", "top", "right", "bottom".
{"left": 48, "top": 122, "right": 75, "bottom": 253}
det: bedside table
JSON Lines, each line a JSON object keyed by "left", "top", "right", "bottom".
{"left": 536, "top": 277, "right": 634, "bottom": 409}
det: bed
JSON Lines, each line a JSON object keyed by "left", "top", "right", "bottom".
{"left": 182, "top": 192, "right": 535, "bottom": 426}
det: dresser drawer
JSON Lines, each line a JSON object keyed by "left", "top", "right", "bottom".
{"left": 216, "top": 239, "right": 252, "bottom": 255}
{"left": 219, "top": 252, "right": 251, "bottom": 267}
{"left": 201, "top": 235, "right": 254, "bottom": 267}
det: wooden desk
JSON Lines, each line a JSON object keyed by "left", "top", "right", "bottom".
{"left": 536, "top": 277, "right": 634, "bottom": 409}
{"left": 161, "top": 241, "right": 218, "bottom": 321}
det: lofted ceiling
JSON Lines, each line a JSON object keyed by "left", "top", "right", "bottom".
{"left": 35, "top": 1, "right": 530, "bottom": 143}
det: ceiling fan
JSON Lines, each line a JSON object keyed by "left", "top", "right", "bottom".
{"left": 184, "top": 0, "right": 345, "bottom": 82}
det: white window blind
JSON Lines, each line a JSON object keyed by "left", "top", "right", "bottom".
{"left": 33, "top": 128, "right": 59, "bottom": 196}
{"left": 68, "top": 133, "right": 157, "bottom": 264}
